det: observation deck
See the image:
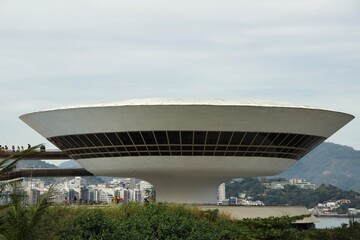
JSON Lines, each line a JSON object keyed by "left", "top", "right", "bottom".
{"left": 0, "top": 150, "right": 90, "bottom": 181}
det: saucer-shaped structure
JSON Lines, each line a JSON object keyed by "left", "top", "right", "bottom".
{"left": 20, "top": 99, "right": 354, "bottom": 203}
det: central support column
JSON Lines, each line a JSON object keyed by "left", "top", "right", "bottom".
{"left": 145, "top": 176, "right": 224, "bottom": 204}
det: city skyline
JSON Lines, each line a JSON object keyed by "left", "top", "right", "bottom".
{"left": 0, "top": 0, "right": 359, "bottom": 155}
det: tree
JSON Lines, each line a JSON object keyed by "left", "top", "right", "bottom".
{"left": 0, "top": 185, "right": 54, "bottom": 240}
{"left": 144, "top": 186, "right": 156, "bottom": 202}
{"left": 0, "top": 145, "right": 54, "bottom": 240}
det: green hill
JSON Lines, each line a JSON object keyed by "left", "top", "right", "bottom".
{"left": 16, "top": 160, "right": 57, "bottom": 169}
{"left": 58, "top": 160, "right": 82, "bottom": 168}
{"left": 276, "top": 142, "right": 360, "bottom": 192}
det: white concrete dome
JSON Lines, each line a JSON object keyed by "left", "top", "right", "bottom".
{"left": 20, "top": 99, "right": 354, "bottom": 203}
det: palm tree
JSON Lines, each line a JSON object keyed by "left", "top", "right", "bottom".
{"left": 0, "top": 145, "right": 54, "bottom": 240}
{"left": 0, "top": 185, "right": 54, "bottom": 240}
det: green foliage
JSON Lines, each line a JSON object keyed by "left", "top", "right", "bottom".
{"left": 0, "top": 186, "right": 54, "bottom": 240}
{"left": 305, "top": 222, "right": 360, "bottom": 240}
{"left": 17, "top": 202, "right": 360, "bottom": 240}
{"left": 259, "top": 184, "right": 360, "bottom": 208}
{"left": 54, "top": 203, "right": 217, "bottom": 239}
{"left": 226, "top": 178, "right": 265, "bottom": 198}
{"left": 16, "top": 160, "right": 58, "bottom": 169}
{"left": 60, "top": 209, "right": 114, "bottom": 240}
{"left": 226, "top": 178, "right": 360, "bottom": 209}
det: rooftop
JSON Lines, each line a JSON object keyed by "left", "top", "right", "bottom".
{"left": 42, "top": 98, "right": 321, "bottom": 112}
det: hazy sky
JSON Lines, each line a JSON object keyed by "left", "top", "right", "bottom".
{"left": 1, "top": 0, "right": 359, "bottom": 161}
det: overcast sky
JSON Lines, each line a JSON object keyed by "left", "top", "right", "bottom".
{"left": 1, "top": 0, "right": 359, "bottom": 162}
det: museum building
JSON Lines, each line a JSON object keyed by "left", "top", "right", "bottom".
{"left": 20, "top": 99, "right": 354, "bottom": 203}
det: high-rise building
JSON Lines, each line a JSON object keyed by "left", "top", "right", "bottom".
{"left": 88, "top": 188, "right": 99, "bottom": 204}
{"left": 133, "top": 189, "right": 141, "bottom": 202}
{"left": 121, "top": 188, "right": 131, "bottom": 202}
{"left": 218, "top": 183, "right": 226, "bottom": 202}
{"left": 31, "top": 189, "right": 41, "bottom": 205}
{"left": 68, "top": 189, "right": 78, "bottom": 204}
{"left": 80, "top": 186, "right": 89, "bottom": 203}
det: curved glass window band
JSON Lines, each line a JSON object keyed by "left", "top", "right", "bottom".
{"left": 48, "top": 131, "right": 325, "bottom": 160}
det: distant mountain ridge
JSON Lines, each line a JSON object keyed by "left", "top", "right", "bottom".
{"left": 17, "top": 160, "right": 57, "bottom": 169}
{"left": 57, "top": 160, "right": 82, "bottom": 168}
{"left": 16, "top": 159, "right": 81, "bottom": 169}
{"left": 275, "top": 142, "right": 360, "bottom": 192}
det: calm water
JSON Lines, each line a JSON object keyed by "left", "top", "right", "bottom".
{"left": 315, "top": 217, "right": 360, "bottom": 229}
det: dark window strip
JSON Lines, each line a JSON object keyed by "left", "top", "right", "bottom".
{"left": 60, "top": 144, "right": 309, "bottom": 152}
{"left": 68, "top": 150, "right": 301, "bottom": 157}
{"left": 49, "top": 131, "right": 325, "bottom": 160}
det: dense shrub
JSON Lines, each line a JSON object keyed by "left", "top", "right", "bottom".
{"left": 30, "top": 203, "right": 360, "bottom": 240}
